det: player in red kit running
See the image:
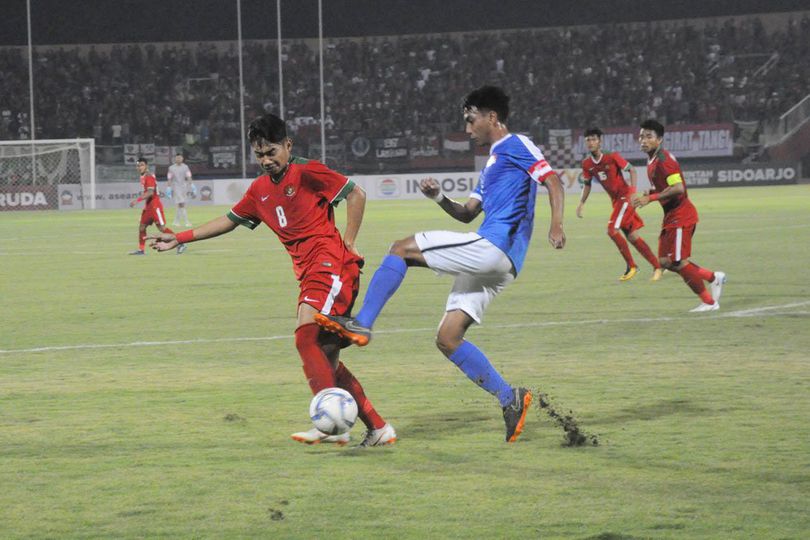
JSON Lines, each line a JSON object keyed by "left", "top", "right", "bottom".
{"left": 577, "top": 127, "right": 662, "bottom": 281}
{"left": 147, "top": 114, "right": 395, "bottom": 447}
{"left": 128, "top": 157, "right": 185, "bottom": 255}
{"left": 632, "top": 119, "right": 726, "bottom": 312}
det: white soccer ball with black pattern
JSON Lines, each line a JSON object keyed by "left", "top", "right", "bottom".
{"left": 309, "top": 387, "right": 358, "bottom": 435}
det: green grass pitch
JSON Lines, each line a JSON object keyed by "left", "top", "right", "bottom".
{"left": 1, "top": 185, "right": 809, "bottom": 538}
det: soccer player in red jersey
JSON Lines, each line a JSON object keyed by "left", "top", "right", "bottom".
{"left": 632, "top": 120, "right": 726, "bottom": 312}
{"left": 148, "top": 114, "right": 395, "bottom": 447}
{"left": 577, "top": 127, "right": 662, "bottom": 281}
{"left": 128, "top": 157, "right": 185, "bottom": 255}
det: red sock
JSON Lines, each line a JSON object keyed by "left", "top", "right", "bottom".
{"left": 294, "top": 323, "right": 336, "bottom": 393}
{"left": 335, "top": 361, "right": 386, "bottom": 430}
{"left": 138, "top": 230, "right": 146, "bottom": 251}
{"left": 677, "top": 263, "right": 714, "bottom": 304}
{"left": 608, "top": 229, "right": 636, "bottom": 268}
{"left": 630, "top": 236, "right": 660, "bottom": 269}
{"left": 690, "top": 262, "right": 714, "bottom": 282}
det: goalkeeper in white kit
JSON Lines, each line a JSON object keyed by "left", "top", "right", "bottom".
{"left": 166, "top": 152, "right": 195, "bottom": 226}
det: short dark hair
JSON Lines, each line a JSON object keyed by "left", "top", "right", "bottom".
{"left": 248, "top": 113, "right": 288, "bottom": 145}
{"left": 463, "top": 85, "right": 510, "bottom": 122}
{"left": 640, "top": 119, "right": 665, "bottom": 138}
{"left": 584, "top": 127, "right": 603, "bottom": 138}
{"left": 137, "top": 157, "right": 148, "bottom": 164}
{"left": 175, "top": 152, "right": 184, "bottom": 157}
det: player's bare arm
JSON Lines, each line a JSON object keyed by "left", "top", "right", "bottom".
{"left": 632, "top": 180, "right": 685, "bottom": 208}
{"left": 545, "top": 173, "right": 566, "bottom": 249}
{"left": 626, "top": 165, "right": 638, "bottom": 192}
{"left": 419, "top": 177, "right": 482, "bottom": 223}
{"left": 130, "top": 187, "right": 154, "bottom": 207}
{"left": 576, "top": 179, "right": 591, "bottom": 218}
{"left": 342, "top": 183, "right": 366, "bottom": 258}
{"left": 148, "top": 215, "right": 237, "bottom": 251}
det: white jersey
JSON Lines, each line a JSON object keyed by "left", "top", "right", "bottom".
{"left": 167, "top": 163, "right": 192, "bottom": 188}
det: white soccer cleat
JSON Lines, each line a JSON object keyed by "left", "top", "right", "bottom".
{"left": 689, "top": 302, "right": 719, "bottom": 313}
{"left": 356, "top": 423, "right": 397, "bottom": 447}
{"left": 290, "top": 428, "right": 350, "bottom": 446}
{"left": 710, "top": 271, "right": 726, "bottom": 303}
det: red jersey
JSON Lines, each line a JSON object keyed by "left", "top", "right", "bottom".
{"left": 646, "top": 148, "right": 698, "bottom": 228}
{"left": 140, "top": 173, "right": 162, "bottom": 208}
{"left": 228, "top": 157, "right": 356, "bottom": 280}
{"left": 581, "top": 151, "right": 632, "bottom": 201}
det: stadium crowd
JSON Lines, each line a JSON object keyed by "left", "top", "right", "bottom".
{"left": 0, "top": 13, "right": 807, "bottom": 153}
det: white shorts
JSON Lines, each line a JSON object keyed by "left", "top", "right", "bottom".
{"left": 414, "top": 231, "right": 514, "bottom": 324}
{"left": 172, "top": 190, "right": 187, "bottom": 205}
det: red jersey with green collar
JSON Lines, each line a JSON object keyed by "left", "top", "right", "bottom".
{"left": 581, "top": 151, "right": 632, "bottom": 201}
{"left": 227, "top": 157, "right": 356, "bottom": 280}
{"left": 646, "top": 148, "right": 698, "bottom": 229}
{"left": 141, "top": 173, "right": 162, "bottom": 208}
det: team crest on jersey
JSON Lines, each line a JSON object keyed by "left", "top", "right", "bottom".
{"left": 485, "top": 155, "right": 497, "bottom": 169}
{"left": 284, "top": 185, "right": 296, "bottom": 197}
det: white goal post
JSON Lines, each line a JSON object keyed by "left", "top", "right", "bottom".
{"left": 0, "top": 138, "right": 96, "bottom": 210}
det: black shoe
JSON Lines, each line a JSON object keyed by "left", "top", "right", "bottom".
{"left": 503, "top": 387, "right": 533, "bottom": 442}
{"left": 313, "top": 313, "right": 372, "bottom": 346}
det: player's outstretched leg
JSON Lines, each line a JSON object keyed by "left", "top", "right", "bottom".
{"left": 608, "top": 228, "right": 637, "bottom": 281}
{"left": 503, "top": 387, "right": 533, "bottom": 443}
{"left": 355, "top": 254, "right": 409, "bottom": 328}
{"left": 627, "top": 233, "right": 662, "bottom": 280}
{"left": 315, "top": 254, "right": 410, "bottom": 345}
{"left": 448, "top": 340, "right": 530, "bottom": 442}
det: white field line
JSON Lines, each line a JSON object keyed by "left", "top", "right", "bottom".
{"left": 0, "top": 221, "right": 810, "bottom": 250}
{"left": 2, "top": 301, "right": 808, "bottom": 355}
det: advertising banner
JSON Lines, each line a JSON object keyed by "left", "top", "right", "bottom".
{"left": 351, "top": 172, "right": 479, "bottom": 201}
{"left": 57, "top": 180, "right": 216, "bottom": 210}
{"left": 681, "top": 162, "right": 799, "bottom": 188}
{"left": 572, "top": 123, "right": 734, "bottom": 159}
{"left": 0, "top": 185, "right": 57, "bottom": 211}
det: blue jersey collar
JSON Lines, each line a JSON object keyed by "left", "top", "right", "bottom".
{"left": 489, "top": 133, "right": 512, "bottom": 154}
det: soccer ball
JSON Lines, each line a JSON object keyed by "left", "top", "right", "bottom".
{"left": 309, "top": 387, "right": 358, "bottom": 435}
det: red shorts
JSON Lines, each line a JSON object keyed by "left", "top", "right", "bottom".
{"left": 140, "top": 201, "right": 167, "bottom": 226}
{"left": 659, "top": 224, "right": 696, "bottom": 262}
{"left": 608, "top": 198, "right": 644, "bottom": 233}
{"left": 298, "top": 258, "right": 362, "bottom": 317}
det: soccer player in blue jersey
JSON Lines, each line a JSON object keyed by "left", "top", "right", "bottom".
{"left": 316, "top": 86, "right": 566, "bottom": 442}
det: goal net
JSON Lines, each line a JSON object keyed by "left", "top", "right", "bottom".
{"left": 0, "top": 139, "right": 96, "bottom": 210}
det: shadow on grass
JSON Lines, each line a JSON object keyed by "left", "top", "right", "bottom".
{"left": 592, "top": 398, "right": 712, "bottom": 426}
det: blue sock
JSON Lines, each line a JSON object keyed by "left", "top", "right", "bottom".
{"left": 449, "top": 341, "right": 514, "bottom": 407}
{"left": 355, "top": 254, "right": 408, "bottom": 328}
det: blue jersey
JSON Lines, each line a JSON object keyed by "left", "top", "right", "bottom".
{"left": 471, "top": 133, "right": 555, "bottom": 275}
